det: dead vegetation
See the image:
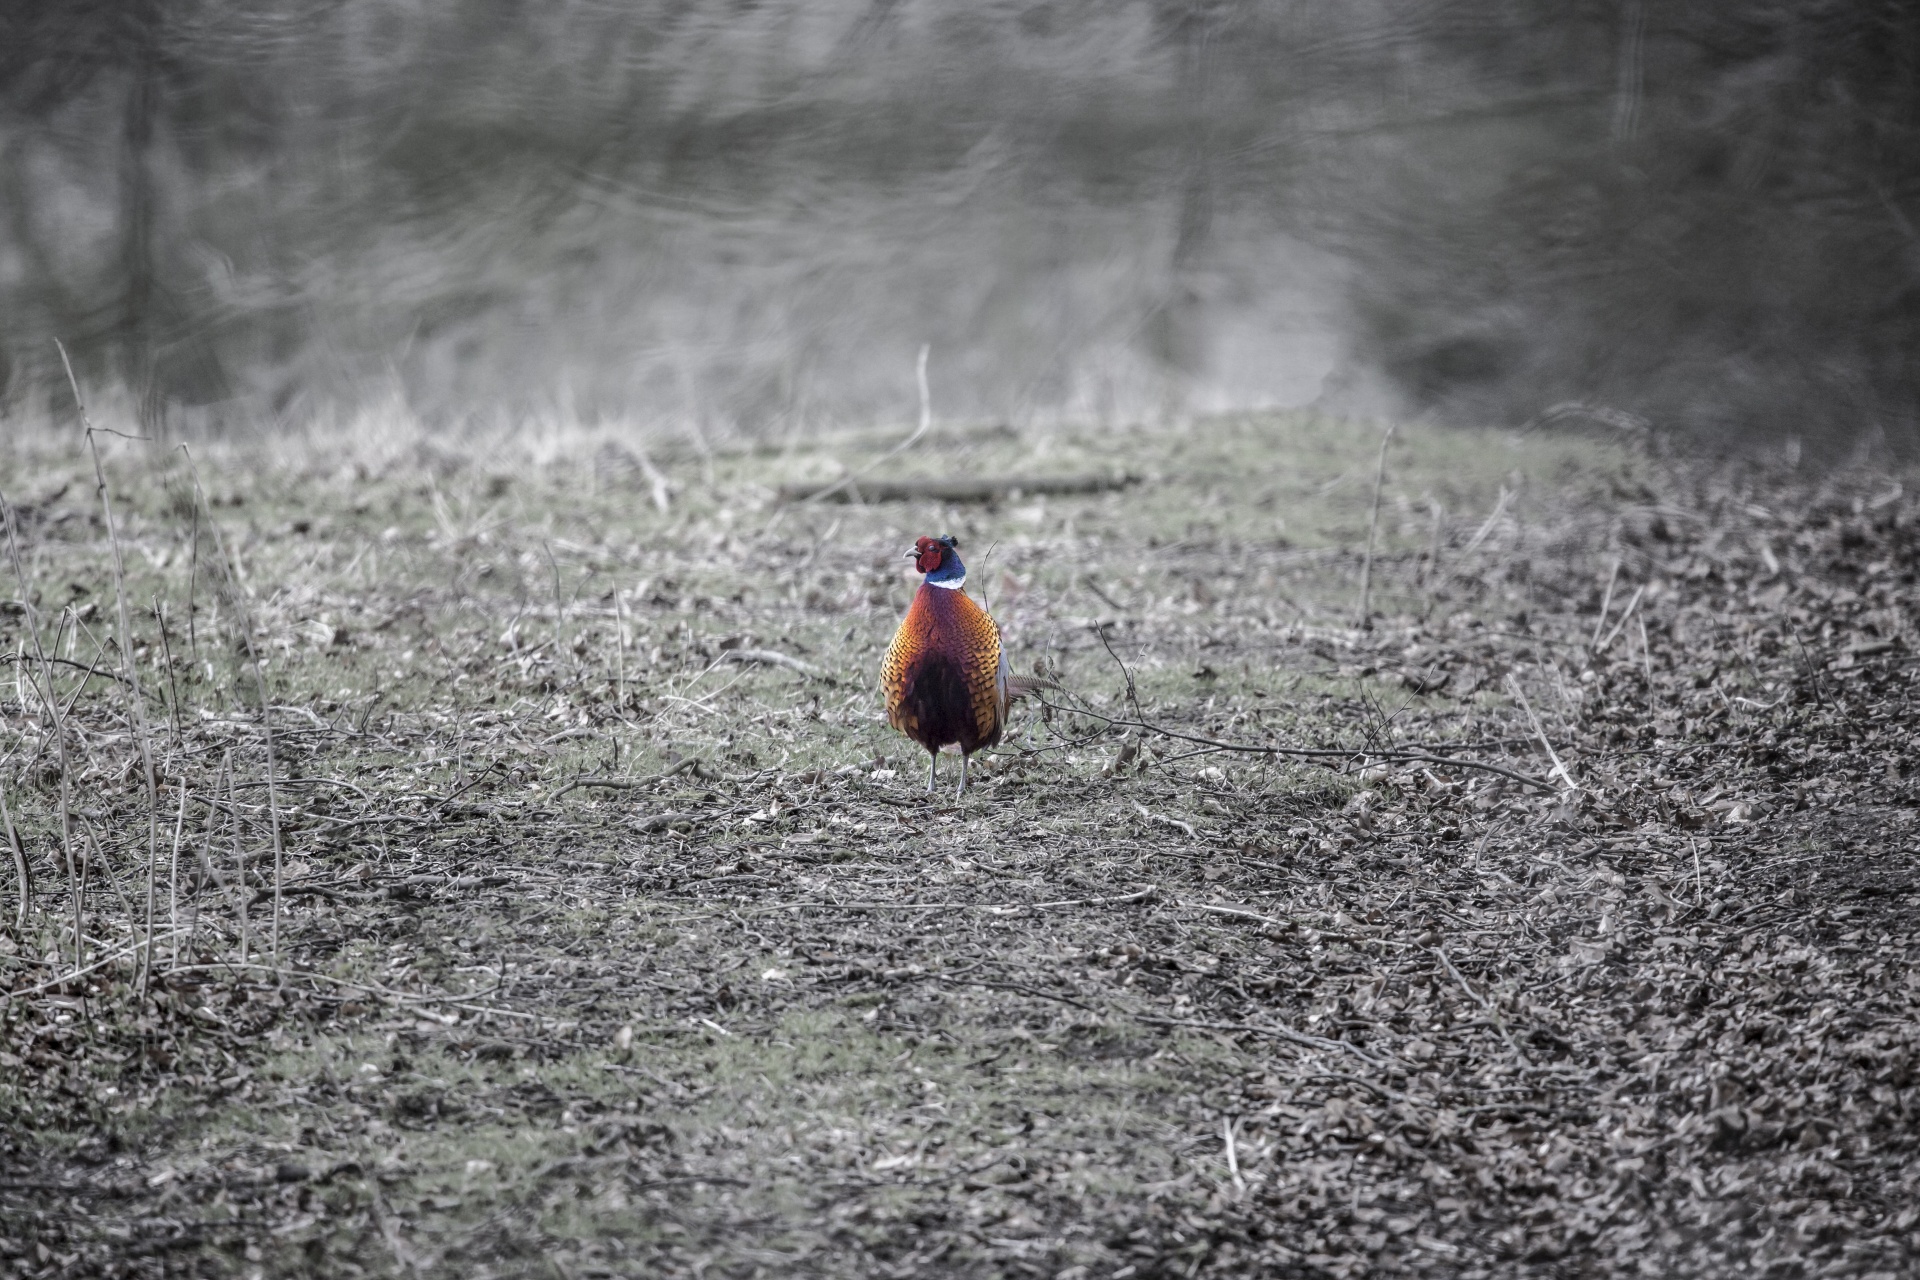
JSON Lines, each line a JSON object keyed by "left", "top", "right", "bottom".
{"left": 0, "top": 415, "right": 1915, "bottom": 1279}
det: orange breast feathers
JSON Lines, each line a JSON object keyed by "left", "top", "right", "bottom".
{"left": 881, "top": 582, "right": 1011, "bottom": 755}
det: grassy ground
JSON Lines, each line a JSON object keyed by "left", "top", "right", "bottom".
{"left": 1, "top": 413, "right": 1916, "bottom": 1278}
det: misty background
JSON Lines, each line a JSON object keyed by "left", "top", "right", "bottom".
{"left": 2, "top": 1, "right": 1916, "bottom": 447}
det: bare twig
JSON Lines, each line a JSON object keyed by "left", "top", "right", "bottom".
{"left": 998, "top": 884, "right": 1158, "bottom": 912}
{"left": 1589, "top": 557, "right": 1620, "bottom": 649}
{"left": 1789, "top": 626, "right": 1827, "bottom": 706}
{"left": 180, "top": 447, "right": 286, "bottom": 962}
{"left": 60, "top": 344, "right": 164, "bottom": 985}
{"left": 780, "top": 472, "right": 1139, "bottom": 505}
{"left": 738, "top": 887, "right": 1158, "bottom": 916}
{"left": 1092, "top": 622, "right": 1140, "bottom": 719}
{"left": 1357, "top": 424, "right": 1394, "bottom": 627}
{"left": 227, "top": 754, "right": 248, "bottom": 965}
{"left": 544, "top": 540, "right": 571, "bottom": 677}
{"left": 178, "top": 751, "right": 230, "bottom": 966}
{"left": 1596, "top": 584, "right": 1645, "bottom": 653}
{"left": 935, "top": 974, "right": 1101, "bottom": 1014}
{"left": 3, "top": 927, "right": 197, "bottom": 1001}
{"left": 154, "top": 596, "right": 182, "bottom": 754}
{"left": 554, "top": 756, "right": 705, "bottom": 800}
{"left": 716, "top": 648, "right": 823, "bottom": 679}
{"left": 184, "top": 475, "right": 200, "bottom": 664}
{"left": 1037, "top": 699, "right": 1557, "bottom": 793}
{"left": 1133, "top": 802, "right": 1197, "bottom": 839}
{"left": 635, "top": 450, "right": 672, "bottom": 513}
{"left": 1435, "top": 946, "right": 1531, "bottom": 1065}
{"left": 79, "top": 818, "right": 139, "bottom": 949}
{"left": 164, "top": 782, "right": 188, "bottom": 976}
{"left": 2, "top": 498, "right": 81, "bottom": 969}
{"left": 1178, "top": 901, "right": 1302, "bottom": 932}
{"left": 1455, "top": 486, "right": 1512, "bottom": 564}
{"left": 793, "top": 344, "right": 933, "bottom": 504}
{"left": 1223, "top": 1116, "right": 1245, "bottom": 1192}
{"left": 0, "top": 773, "right": 29, "bottom": 934}
{"left": 1434, "top": 946, "right": 1494, "bottom": 1013}
{"left": 1420, "top": 496, "right": 1444, "bottom": 589}
{"left": 614, "top": 585, "right": 628, "bottom": 711}
{"left": 1082, "top": 577, "right": 1128, "bottom": 614}
{"left": 1505, "top": 675, "right": 1577, "bottom": 793}
{"left": 0, "top": 650, "right": 135, "bottom": 687}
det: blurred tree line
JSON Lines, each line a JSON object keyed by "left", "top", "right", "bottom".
{"left": 0, "top": 0, "right": 1915, "bottom": 445}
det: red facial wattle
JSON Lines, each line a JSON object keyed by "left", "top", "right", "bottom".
{"left": 914, "top": 540, "right": 945, "bottom": 574}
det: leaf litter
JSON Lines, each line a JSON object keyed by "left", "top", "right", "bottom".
{"left": 0, "top": 418, "right": 1914, "bottom": 1278}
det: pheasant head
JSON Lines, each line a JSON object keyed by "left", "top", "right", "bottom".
{"left": 910, "top": 534, "right": 966, "bottom": 585}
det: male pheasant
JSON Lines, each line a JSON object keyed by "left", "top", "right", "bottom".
{"left": 881, "top": 534, "right": 1032, "bottom": 797}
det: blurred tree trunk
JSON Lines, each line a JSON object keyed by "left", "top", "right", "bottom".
{"left": 1147, "top": 0, "right": 1222, "bottom": 379}
{"left": 117, "top": 0, "right": 161, "bottom": 430}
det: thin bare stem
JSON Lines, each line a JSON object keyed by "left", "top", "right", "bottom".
{"left": 1589, "top": 557, "right": 1620, "bottom": 649}
{"left": 165, "top": 782, "right": 188, "bottom": 975}
{"left": 185, "top": 479, "right": 200, "bottom": 663}
{"left": 228, "top": 752, "right": 248, "bottom": 966}
{"left": 155, "top": 595, "right": 182, "bottom": 755}
{"left": 1596, "top": 584, "right": 1646, "bottom": 653}
{"left": 1091, "top": 622, "right": 1140, "bottom": 720}
{"left": 0, "top": 773, "right": 30, "bottom": 934}
{"left": 1420, "top": 497, "right": 1444, "bottom": 590}
{"left": 797, "top": 344, "right": 933, "bottom": 504}
{"left": 1357, "top": 425, "right": 1395, "bottom": 627}
{"left": 1456, "top": 486, "right": 1512, "bottom": 565}
{"left": 1223, "top": 1116, "right": 1245, "bottom": 1192}
{"left": 0, "top": 493, "right": 79, "bottom": 971}
{"left": 60, "top": 338, "right": 163, "bottom": 997}
{"left": 180, "top": 446, "right": 286, "bottom": 963}
{"left": 614, "top": 585, "right": 628, "bottom": 712}
{"left": 1506, "top": 674, "right": 1577, "bottom": 793}
{"left": 80, "top": 818, "right": 140, "bottom": 952}
{"left": 179, "top": 753, "right": 229, "bottom": 965}
{"left": 635, "top": 451, "right": 672, "bottom": 514}
{"left": 545, "top": 540, "right": 571, "bottom": 678}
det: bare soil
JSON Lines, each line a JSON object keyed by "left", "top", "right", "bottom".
{"left": 0, "top": 417, "right": 1915, "bottom": 1278}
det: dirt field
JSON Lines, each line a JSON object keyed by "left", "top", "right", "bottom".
{"left": 1, "top": 414, "right": 1916, "bottom": 1278}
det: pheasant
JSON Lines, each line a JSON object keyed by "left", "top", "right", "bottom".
{"left": 881, "top": 534, "right": 1035, "bottom": 797}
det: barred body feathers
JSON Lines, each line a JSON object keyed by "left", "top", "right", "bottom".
{"left": 881, "top": 534, "right": 1023, "bottom": 796}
